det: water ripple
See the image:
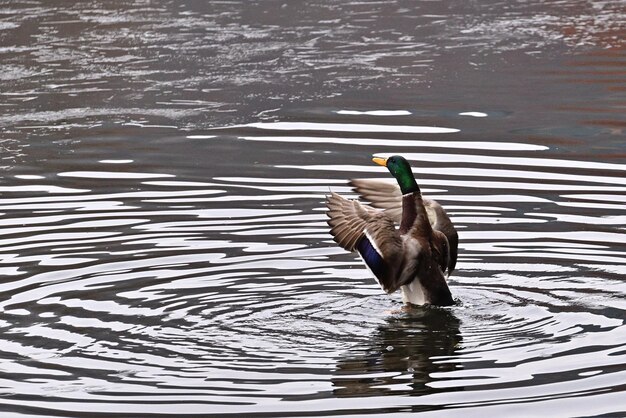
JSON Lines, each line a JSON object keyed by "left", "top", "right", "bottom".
{"left": 0, "top": 0, "right": 624, "bottom": 416}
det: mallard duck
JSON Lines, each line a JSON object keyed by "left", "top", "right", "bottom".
{"left": 326, "top": 155, "right": 457, "bottom": 306}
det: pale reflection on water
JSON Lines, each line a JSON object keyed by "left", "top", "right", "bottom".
{"left": 0, "top": 0, "right": 625, "bottom": 417}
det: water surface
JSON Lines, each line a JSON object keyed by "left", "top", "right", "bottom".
{"left": 0, "top": 1, "right": 625, "bottom": 417}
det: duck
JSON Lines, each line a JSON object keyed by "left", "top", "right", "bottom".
{"left": 326, "top": 155, "right": 457, "bottom": 306}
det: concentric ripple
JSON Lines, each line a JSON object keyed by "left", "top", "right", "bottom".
{"left": 0, "top": 0, "right": 625, "bottom": 416}
{"left": 0, "top": 112, "right": 624, "bottom": 416}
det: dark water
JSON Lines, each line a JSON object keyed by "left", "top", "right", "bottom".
{"left": 1, "top": 1, "right": 625, "bottom": 417}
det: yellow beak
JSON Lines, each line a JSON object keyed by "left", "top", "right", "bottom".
{"left": 372, "top": 157, "right": 388, "bottom": 167}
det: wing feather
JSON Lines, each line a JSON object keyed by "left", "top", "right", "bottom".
{"left": 325, "top": 192, "right": 404, "bottom": 292}
{"left": 349, "top": 179, "right": 402, "bottom": 222}
{"left": 423, "top": 198, "right": 458, "bottom": 274}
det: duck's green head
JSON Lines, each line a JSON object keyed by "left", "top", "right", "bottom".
{"left": 373, "top": 155, "right": 419, "bottom": 194}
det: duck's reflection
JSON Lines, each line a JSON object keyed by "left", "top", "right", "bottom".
{"left": 332, "top": 306, "right": 461, "bottom": 397}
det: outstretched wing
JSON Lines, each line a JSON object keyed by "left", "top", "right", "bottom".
{"left": 423, "top": 198, "right": 458, "bottom": 275}
{"left": 350, "top": 178, "right": 458, "bottom": 275}
{"left": 349, "top": 178, "right": 402, "bottom": 222}
{"left": 326, "top": 192, "right": 404, "bottom": 293}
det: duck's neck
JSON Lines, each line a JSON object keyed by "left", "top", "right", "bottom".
{"left": 396, "top": 172, "right": 419, "bottom": 195}
{"left": 395, "top": 170, "right": 428, "bottom": 234}
{"left": 400, "top": 193, "right": 418, "bottom": 233}
{"left": 400, "top": 191, "right": 433, "bottom": 235}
